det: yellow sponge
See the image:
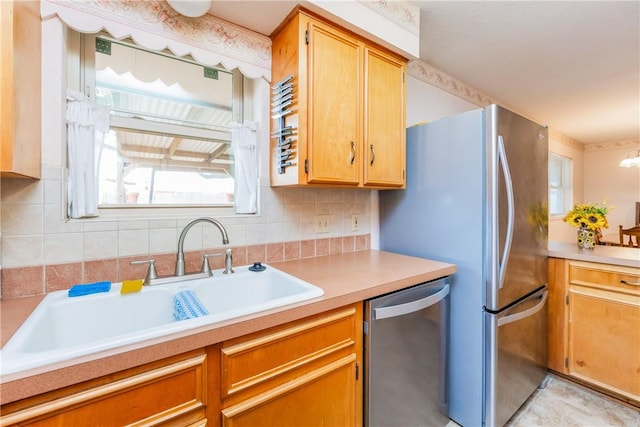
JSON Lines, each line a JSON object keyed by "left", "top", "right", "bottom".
{"left": 121, "top": 279, "right": 144, "bottom": 294}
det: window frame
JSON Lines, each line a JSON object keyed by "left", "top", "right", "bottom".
{"left": 68, "top": 32, "right": 251, "bottom": 219}
{"left": 548, "top": 152, "right": 573, "bottom": 218}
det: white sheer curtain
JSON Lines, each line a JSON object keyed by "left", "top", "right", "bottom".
{"left": 230, "top": 121, "right": 258, "bottom": 214}
{"left": 66, "top": 90, "right": 110, "bottom": 219}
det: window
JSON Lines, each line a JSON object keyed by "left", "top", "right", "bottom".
{"left": 78, "top": 34, "right": 243, "bottom": 208}
{"left": 548, "top": 152, "right": 572, "bottom": 216}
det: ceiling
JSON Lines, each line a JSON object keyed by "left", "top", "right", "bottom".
{"left": 206, "top": 1, "right": 639, "bottom": 145}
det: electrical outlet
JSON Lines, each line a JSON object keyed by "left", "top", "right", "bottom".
{"left": 351, "top": 214, "right": 360, "bottom": 231}
{"left": 315, "top": 214, "right": 330, "bottom": 233}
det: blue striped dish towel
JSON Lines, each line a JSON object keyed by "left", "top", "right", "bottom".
{"left": 174, "top": 290, "right": 209, "bottom": 321}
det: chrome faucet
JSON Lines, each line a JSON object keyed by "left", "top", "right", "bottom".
{"left": 176, "top": 217, "right": 232, "bottom": 276}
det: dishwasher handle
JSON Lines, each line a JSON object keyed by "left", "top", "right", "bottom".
{"left": 374, "top": 285, "right": 449, "bottom": 320}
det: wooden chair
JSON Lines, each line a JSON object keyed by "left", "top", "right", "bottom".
{"left": 619, "top": 225, "right": 640, "bottom": 247}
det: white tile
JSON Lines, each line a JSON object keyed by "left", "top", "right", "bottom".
{"left": 44, "top": 204, "right": 83, "bottom": 234}
{"left": 1, "top": 204, "right": 44, "bottom": 236}
{"left": 316, "top": 189, "right": 332, "bottom": 204}
{"left": 228, "top": 224, "right": 248, "bottom": 246}
{"left": 244, "top": 206, "right": 266, "bottom": 224}
{"left": 202, "top": 220, "right": 231, "bottom": 247}
{"left": 44, "top": 233, "right": 84, "bottom": 264}
{"left": 118, "top": 229, "right": 150, "bottom": 257}
{"left": 328, "top": 203, "right": 344, "bottom": 215}
{"left": 43, "top": 179, "right": 63, "bottom": 205}
{"left": 265, "top": 222, "right": 284, "bottom": 243}
{"left": 40, "top": 166, "right": 62, "bottom": 180}
{"left": 0, "top": 178, "right": 44, "bottom": 205}
{"left": 181, "top": 224, "right": 203, "bottom": 251}
{"left": 283, "top": 203, "right": 301, "bottom": 224}
{"left": 282, "top": 188, "right": 300, "bottom": 203}
{"left": 283, "top": 222, "right": 301, "bottom": 241}
{"left": 299, "top": 204, "right": 315, "bottom": 222}
{"left": 84, "top": 230, "right": 118, "bottom": 260}
{"left": 1, "top": 235, "right": 44, "bottom": 267}
{"left": 149, "top": 219, "right": 177, "bottom": 229}
{"left": 83, "top": 220, "right": 118, "bottom": 232}
{"left": 266, "top": 202, "right": 284, "bottom": 223}
{"left": 118, "top": 220, "right": 150, "bottom": 231}
{"left": 265, "top": 186, "right": 284, "bottom": 204}
{"left": 150, "top": 228, "right": 178, "bottom": 254}
{"left": 301, "top": 220, "right": 316, "bottom": 240}
{"left": 246, "top": 223, "right": 268, "bottom": 245}
{"left": 299, "top": 188, "right": 316, "bottom": 204}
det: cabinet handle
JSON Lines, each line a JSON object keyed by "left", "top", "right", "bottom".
{"left": 350, "top": 141, "right": 355, "bottom": 164}
{"left": 369, "top": 144, "right": 375, "bottom": 166}
{"left": 621, "top": 279, "right": 640, "bottom": 286}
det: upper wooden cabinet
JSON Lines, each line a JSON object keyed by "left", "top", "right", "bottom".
{"left": 270, "top": 9, "right": 406, "bottom": 189}
{"left": 1, "top": 0, "right": 41, "bottom": 179}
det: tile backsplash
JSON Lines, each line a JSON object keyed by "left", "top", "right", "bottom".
{"left": 1, "top": 173, "right": 372, "bottom": 298}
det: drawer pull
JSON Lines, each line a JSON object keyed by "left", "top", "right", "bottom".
{"left": 620, "top": 279, "right": 640, "bottom": 286}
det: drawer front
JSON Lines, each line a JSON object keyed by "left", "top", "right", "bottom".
{"left": 568, "top": 261, "right": 640, "bottom": 295}
{"left": 221, "top": 305, "right": 359, "bottom": 400}
{"left": 0, "top": 352, "right": 207, "bottom": 427}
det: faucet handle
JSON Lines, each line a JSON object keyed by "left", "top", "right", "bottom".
{"left": 201, "top": 253, "right": 222, "bottom": 275}
{"left": 223, "top": 248, "right": 234, "bottom": 275}
{"left": 130, "top": 259, "right": 158, "bottom": 286}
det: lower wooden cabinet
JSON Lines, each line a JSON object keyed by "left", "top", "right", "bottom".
{"left": 548, "top": 258, "right": 640, "bottom": 406}
{"left": 220, "top": 304, "right": 363, "bottom": 426}
{"left": 0, "top": 304, "right": 364, "bottom": 427}
{"left": 0, "top": 350, "right": 209, "bottom": 426}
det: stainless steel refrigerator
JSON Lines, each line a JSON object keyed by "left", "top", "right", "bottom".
{"left": 379, "top": 104, "right": 549, "bottom": 427}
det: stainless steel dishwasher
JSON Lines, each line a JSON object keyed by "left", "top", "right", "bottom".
{"left": 364, "top": 278, "right": 450, "bottom": 427}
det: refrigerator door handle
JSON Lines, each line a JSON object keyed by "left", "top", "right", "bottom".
{"left": 497, "top": 289, "right": 548, "bottom": 327}
{"left": 374, "top": 285, "right": 449, "bottom": 320}
{"left": 497, "top": 135, "right": 514, "bottom": 289}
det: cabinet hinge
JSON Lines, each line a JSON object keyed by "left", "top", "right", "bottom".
{"left": 564, "top": 357, "right": 568, "bottom": 368}
{"left": 304, "top": 159, "right": 309, "bottom": 173}
{"left": 403, "top": 71, "right": 405, "bottom": 83}
{"left": 565, "top": 295, "right": 569, "bottom": 305}
{"left": 356, "top": 363, "right": 359, "bottom": 380}
{"left": 305, "top": 30, "right": 309, "bottom": 45}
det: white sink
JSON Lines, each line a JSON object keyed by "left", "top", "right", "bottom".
{"left": 0, "top": 264, "right": 323, "bottom": 376}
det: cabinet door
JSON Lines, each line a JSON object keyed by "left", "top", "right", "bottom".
{"left": 221, "top": 354, "right": 358, "bottom": 427}
{"left": 306, "top": 20, "right": 361, "bottom": 185}
{"left": 1, "top": 0, "right": 41, "bottom": 178}
{"left": 363, "top": 46, "right": 405, "bottom": 188}
{"left": 569, "top": 286, "right": 640, "bottom": 402}
{"left": 0, "top": 352, "right": 208, "bottom": 427}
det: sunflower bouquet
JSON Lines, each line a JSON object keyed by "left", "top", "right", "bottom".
{"left": 563, "top": 202, "right": 612, "bottom": 231}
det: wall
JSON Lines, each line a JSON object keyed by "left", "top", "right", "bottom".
{"left": 0, "top": 16, "right": 371, "bottom": 299}
{"left": 548, "top": 130, "right": 585, "bottom": 243}
{"left": 405, "top": 75, "right": 478, "bottom": 128}
{"left": 584, "top": 141, "right": 640, "bottom": 233}
{"left": 548, "top": 134, "right": 640, "bottom": 243}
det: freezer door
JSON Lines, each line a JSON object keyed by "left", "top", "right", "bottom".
{"left": 484, "top": 287, "right": 548, "bottom": 427}
{"left": 486, "top": 104, "right": 549, "bottom": 311}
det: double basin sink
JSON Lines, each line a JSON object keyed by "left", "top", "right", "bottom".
{"left": 1, "top": 264, "right": 324, "bottom": 376}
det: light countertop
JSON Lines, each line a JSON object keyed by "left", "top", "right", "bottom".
{"left": 0, "top": 250, "right": 456, "bottom": 405}
{"left": 548, "top": 241, "right": 640, "bottom": 268}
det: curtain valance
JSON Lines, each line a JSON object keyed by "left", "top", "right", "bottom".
{"left": 41, "top": 0, "right": 271, "bottom": 81}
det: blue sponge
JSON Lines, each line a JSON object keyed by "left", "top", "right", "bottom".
{"left": 68, "top": 281, "right": 111, "bottom": 297}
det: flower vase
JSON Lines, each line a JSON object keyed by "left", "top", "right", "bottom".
{"left": 576, "top": 226, "right": 596, "bottom": 250}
